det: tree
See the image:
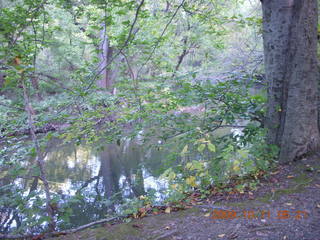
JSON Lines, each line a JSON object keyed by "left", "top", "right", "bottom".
{"left": 97, "top": 23, "right": 114, "bottom": 90}
{"left": 262, "top": 0, "right": 320, "bottom": 163}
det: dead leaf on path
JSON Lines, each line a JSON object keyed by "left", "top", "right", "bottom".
{"left": 204, "top": 212, "right": 211, "bottom": 217}
{"left": 271, "top": 171, "right": 279, "bottom": 175}
{"left": 165, "top": 207, "right": 171, "bottom": 214}
{"left": 248, "top": 191, "right": 254, "bottom": 196}
{"left": 285, "top": 203, "right": 292, "bottom": 206}
{"left": 316, "top": 204, "right": 320, "bottom": 208}
{"left": 287, "top": 175, "right": 294, "bottom": 179}
{"left": 315, "top": 184, "right": 320, "bottom": 188}
{"left": 218, "top": 234, "right": 225, "bottom": 238}
{"left": 270, "top": 177, "right": 278, "bottom": 183}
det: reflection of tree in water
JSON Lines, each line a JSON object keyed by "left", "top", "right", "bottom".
{"left": 64, "top": 140, "right": 148, "bottom": 228}
{"left": 0, "top": 173, "right": 18, "bottom": 233}
{"left": 0, "top": 168, "right": 37, "bottom": 233}
{"left": 0, "top": 138, "right": 173, "bottom": 231}
{"left": 45, "top": 144, "right": 94, "bottom": 187}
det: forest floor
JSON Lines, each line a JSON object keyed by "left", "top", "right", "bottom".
{"left": 48, "top": 157, "right": 320, "bottom": 240}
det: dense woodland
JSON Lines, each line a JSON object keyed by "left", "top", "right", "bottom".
{"left": 0, "top": 0, "right": 319, "bottom": 239}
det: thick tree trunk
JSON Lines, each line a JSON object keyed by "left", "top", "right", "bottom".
{"left": 97, "top": 24, "right": 114, "bottom": 90}
{"left": 262, "top": 0, "right": 320, "bottom": 163}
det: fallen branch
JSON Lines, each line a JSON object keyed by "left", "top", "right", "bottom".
{"left": 53, "top": 216, "right": 119, "bottom": 235}
{"left": 0, "top": 123, "right": 69, "bottom": 139}
{"left": 0, "top": 216, "right": 121, "bottom": 240}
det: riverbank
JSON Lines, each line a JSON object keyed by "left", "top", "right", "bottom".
{"left": 45, "top": 157, "right": 320, "bottom": 240}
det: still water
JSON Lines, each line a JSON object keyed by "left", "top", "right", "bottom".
{"left": 1, "top": 127, "right": 234, "bottom": 231}
{"left": 43, "top": 138, "right": 172, "bottom": 228}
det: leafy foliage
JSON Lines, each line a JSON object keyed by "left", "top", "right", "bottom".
{"left": 0, "top": 0, "right": 275, "bottom": 235}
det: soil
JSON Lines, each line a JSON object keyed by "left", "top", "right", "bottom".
{"left": 48, "top": 157, "right": 320, "bottom": 240}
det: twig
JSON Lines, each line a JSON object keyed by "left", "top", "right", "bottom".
{"left": 0, "top": 216, "right": 121, "bottom": 240}
{"left": 54, "top": 216, "right": 119, "bottom": 235}
{"left": 0, "top": 216, "right": 122, "bottom": 239}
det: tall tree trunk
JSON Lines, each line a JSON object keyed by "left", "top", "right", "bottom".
{"left": 262, "top": 0, "right": 320, "bottom": 163}
{"left": 31, "top": 75, "right": 42, "bottom": 101}
{"left": 97, "top": 24, "right": 114, "bottom": 90}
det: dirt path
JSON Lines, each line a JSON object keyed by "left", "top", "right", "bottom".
{"left": 49, "top": 157, "right": 320, "bottom": 240}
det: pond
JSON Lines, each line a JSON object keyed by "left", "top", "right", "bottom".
{"left": 42, "top": 137, "right": 172, "bottom": 228}
{"left": 1, "top": 127, "right": 235, "bottom": 231}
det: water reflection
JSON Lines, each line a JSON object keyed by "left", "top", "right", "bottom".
{"left": 42, "top": 139, "right": 168, "bottom": 228}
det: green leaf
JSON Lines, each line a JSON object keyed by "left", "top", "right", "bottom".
{"left": 197, "top": 144, "right": 206, "bottom": 152}
{"left": 186, "top": 176, "right": 197, "bottom": 187}
{"left": 181, "top": 145, "right": 188, "bottom": 155}
{"left": 207, "top": 143, "right": 216, "bottom": 152}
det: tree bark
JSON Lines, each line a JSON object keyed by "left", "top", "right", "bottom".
{"left": 262, "top": 0, "right": 320, "bottom": 163}
{"left": 97, "top": 24, "right": 114, "bottom": 90}
{"left": 31, "top": 75, "right": 43, "bottom": 101}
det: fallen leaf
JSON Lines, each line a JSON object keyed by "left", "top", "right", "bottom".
{"left": 165, "top": 207, "right": 171, "bottom": 214}
{"left": 248, "top": 191, "right": 254, "bottom": 196}
{"left": 285, "top": 203, "right": 292, "bottom": 206}
{"left": 204, "top": 212, "right": 211, "bottom": 217}
{"left": 270, "top": 177, "right": 278, "bottom": 183}
{"left": 287, "top": 175, "right": 294, "bottom": 179}
{"left": 271, "top": 171, "right": 279, "bottom": 175}
{"left": 283, "top": 236, "right": 287, "bottom": 240}
{"left": 218, "top": 234, "right": 225, "bottom": 238}
{"left": 317, "top": 204, "right": 320, "bottom": 208}
{"left": 315, "top": 184, "right": 320, "bottom": 188}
